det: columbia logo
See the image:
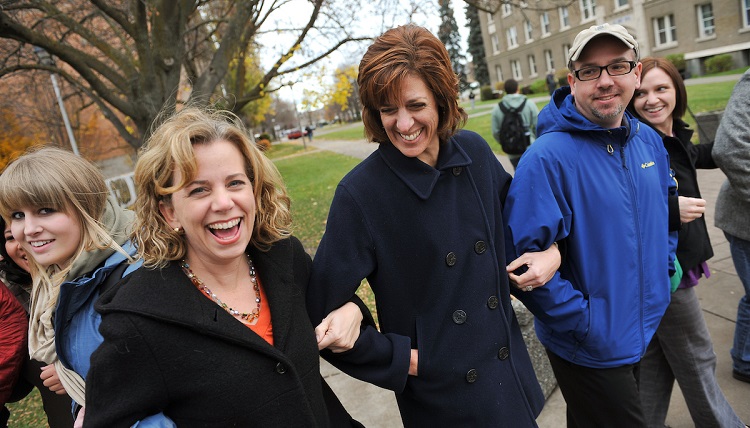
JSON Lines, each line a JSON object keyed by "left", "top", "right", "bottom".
{"left": 641, "top": 161, "right": 655, "bottom": 169}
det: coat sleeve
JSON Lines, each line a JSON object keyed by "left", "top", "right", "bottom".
{"left": 687, "top": 142, "right": 717, "bottom": 170}
{"left": 713, "top": 71, "right": 750, "bottom": 202}
{"left": 85, "top": 313, "right": 170, "bottom": 428}
{"left": 0, "top": 281, "right": 27, "bottom": 404}
{"left": 307, "top": 184, "right": 411, "bottom": 393}
{"left": 503, "top": 143, "right": 590, "bottom": 341}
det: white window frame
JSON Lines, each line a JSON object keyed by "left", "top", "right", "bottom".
{"left": 495, "top": 64, "right": 503, "bottom": 83}
{"left": 502, "top": 3, "right": 513, "bottom": 16}
{"left": 491, "top": 33, "right": 501, "bottom": 54}
{"left": 524, "top": 20, "right": 534, "bottom": 42}
{"left": 528, "top": 54, "right": 538, "bottom": 76}
{"left": 580, "top": 0, "right": 596, "bottom": 22}
{"left": 562, "top": 43, "right": 571, "bottom": 63}
{"left": 511, "top": 59, "right": 523, "bottom": 80}
{"left": 654, "top": 14, "right": 678, "bottom": 47}
{"left": 559, "top": 6, "right": 570, "bottom": 29}
{"left": 507, "top": 27, "right": 519, "bottom": 49}
{"left": 744, "top": 0, "right": 750, "bottom": 29}
{"left": 697, "top": 4, "right": 715, "bottom": 38}
{"left": 487, "top": 11, "right": 495, "bottom": 23}
{"left": 540, "top": 12, "right": 551, "bottom": 36}
{"left": 544, "top": 49, "right": 554, "bottom": 71}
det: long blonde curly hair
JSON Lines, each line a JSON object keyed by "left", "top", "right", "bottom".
{"left": 133, "top": 107, "right": 292, "bottom": 268}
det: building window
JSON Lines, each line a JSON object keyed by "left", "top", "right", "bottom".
{"left": 502, "top": 3, "right": 513, "bottom": 16}
{"left": 511, "top": 59, "right": 523, "bottom": 80}
{"left": 615, "top": 0, "right": 628, "bottom": 9}
{"left": 654, "top": 14, "right": 677, "bottom": 46}
{"left": 491, "top": 33, "right": 501, "bottom": 54}
{"left": 540, "top": 12, "right": 551, "bottom": 36}
{"left": 559, "top": 6, "right": 570, "bottom": 28}
{"left": 545, "top": 49, "right": 554, "bottom": 71}
{"left": 524, "top": 20, "right": 534, "bottom": 42}
{"left": 580, "top": 0, "right": 596, "bottom": 21}
{"left": 563, "top": 43, "right": 571, "bottom": 63}
{"left": 697, "top": 4, "right": 715, "bottom": 37}
{"left": 495, "top": 64, "right": 503, "bottom": 83}
{"left": 744, "top": 0, "right": 750, "bottom": 28}
{"left": 529, "top": 55, "right": 538, "bottom": 76}
{"left": 487, "top": 11, "right": 494, "bottom": 22}
{"left": 507, "top": 27, "right": 519, "bottom": 49}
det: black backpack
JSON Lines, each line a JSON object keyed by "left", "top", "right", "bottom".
{"left": 498, "top": 99, "right": 530, "bottom": 155}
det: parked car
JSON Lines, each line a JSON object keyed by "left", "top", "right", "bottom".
{"left": 287, "top": 128, "right": 304, "bottom": 139}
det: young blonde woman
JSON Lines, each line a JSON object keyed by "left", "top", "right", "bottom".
{"left": 0, "top": 147, "right": 168, "bottom": 427}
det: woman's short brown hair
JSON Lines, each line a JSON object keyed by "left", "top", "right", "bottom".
{"left": 133, "top": 107, "right": 291, "bottom": 268}
{"left": 632, "top": 56, "right": 688, "bottom": 120}
{"left": 358, "top": 24, "right": 467, "bottom": 145}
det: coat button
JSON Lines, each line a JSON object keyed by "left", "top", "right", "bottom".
{"left": 452, "top": 310, "right": 467, "bottom": 324}
{"left": 474, "top": 240, "right": 487, "bottom": 254}
{"left": 498, "top": 347, "right": 510, "bottom": 360}
{"left": 487, "top": 296, "right": 499, "bottom": 309}
{"left": 452, "top": 167, "right": 463, "bottom": 176}
{"left": 465, "top": 368, "right": 478, "bottom": 383}
{"left": 445, "top": 252, "right": 457, "bottom": 266}
{"left": 275, "top": 362, "right": 287, "bottom": 374}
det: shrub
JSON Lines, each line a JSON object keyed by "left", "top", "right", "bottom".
{"left": 529, "top": 79, "right": 547, "bottom": 94}
{"left": 705, "top": 54, "right": 733, "bottom": 74}
{"left": 555, "top": 68, "right": 569, "bottom": 87}
{"left": 256, "top": 134, "right": 272, "bottom": 151}
{"left": 521, "top": 85, "right": 532, "bottom": 95}
{"left": 480, "top": 85, "right": 494, "bottom": 101}
{"left": 666, "top": 54, "right": 685, "bottom": 71}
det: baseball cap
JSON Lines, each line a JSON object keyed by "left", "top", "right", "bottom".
{"left": 568, "top": 23, "right": 639, "bottom": 64}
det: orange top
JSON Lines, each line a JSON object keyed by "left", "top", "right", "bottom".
{"left": 243, "top": 277, "right": 274, "bottom": 345}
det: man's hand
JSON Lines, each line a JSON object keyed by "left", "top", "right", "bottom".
{"left": 40, "top": 364, "right": 67, "bottom": 394}
{"left": 508, "top": 243, "right": 561, "bottom": 291}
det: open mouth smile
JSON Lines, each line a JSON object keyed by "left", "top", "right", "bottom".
{"left": 399, "top": 129, "right": 422, "bottom": 141}
{"left": 207, "top": 217, "right": 242, "bottom": 240}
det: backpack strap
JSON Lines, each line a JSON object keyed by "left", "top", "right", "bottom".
{"left": 499, "top": 98, "right": 527, "bottom": 114}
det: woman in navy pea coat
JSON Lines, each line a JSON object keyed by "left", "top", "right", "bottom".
{"left": 307, "top": 25, "right": 560, "bottom": 427}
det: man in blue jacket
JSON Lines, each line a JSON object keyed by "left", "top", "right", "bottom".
{"left": 504, "top": 23, "right": 677, "bottom": 427}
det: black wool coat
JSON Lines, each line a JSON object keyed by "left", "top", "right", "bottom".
{"left": 84, "top": 237, "right": 333, "bottom": 428}
{"left": 307, "top": 131, "right": 544, "bottom": 427}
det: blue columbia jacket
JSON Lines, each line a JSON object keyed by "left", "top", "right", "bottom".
{"left": 504, "top": 86, "right": 677, "bottom": 368}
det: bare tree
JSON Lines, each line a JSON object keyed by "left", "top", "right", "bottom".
{"left": 0, "top": 0, "right": 374, "bottom": 149}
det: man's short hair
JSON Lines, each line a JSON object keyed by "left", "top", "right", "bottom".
{"left": 504, "top": 79, "right": 519, "bottom": 94}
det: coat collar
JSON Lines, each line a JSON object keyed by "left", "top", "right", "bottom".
{"left": 377, "top": 134, "right": 472, "bottom": 200}
{"left": 98, "top": 242, "right": 298, "bottom": 356}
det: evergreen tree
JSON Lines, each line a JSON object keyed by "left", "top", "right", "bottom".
{"left": 438, "top": 0, "right": 469, "bottom": 92}
{"left": 465, "top": 3, "right": 490, "bottom": 86}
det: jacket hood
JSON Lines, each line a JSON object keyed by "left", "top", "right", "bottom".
{"left": 539, "top": 86, "right": 641, "bottom": 141}
{"left": 500, "top": 93, "right": 528, "bottom": 109}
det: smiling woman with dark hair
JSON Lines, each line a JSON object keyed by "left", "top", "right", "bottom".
{"left": 306, "top": 24, "right": 561, "bottom": 427}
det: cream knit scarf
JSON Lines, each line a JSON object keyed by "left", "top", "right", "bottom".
{"left": 27, "top": 198, "right": 133, "bottom": 406}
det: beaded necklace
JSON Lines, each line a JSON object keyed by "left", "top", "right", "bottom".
{"left": 180, "top": 255, "right": 261, "bottom": 323}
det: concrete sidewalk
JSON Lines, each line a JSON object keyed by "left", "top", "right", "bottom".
{"left": 303, "top": 138, "right": 750, "bottom": 427}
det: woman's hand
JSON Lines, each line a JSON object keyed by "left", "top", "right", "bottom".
{"left": 40, "top": 364, "right": 67, "bottom": 394}
{"left": 678, "top": 196, "right": 706, "bottom": 224}
{"left": 409, "top": 349, "right": 418, "bottom": 376}
{"left": 507, "top": 243, "right": 561, "bottom": 291}
{"left": 315, "top": 302, "right": 364, "bottom": 352}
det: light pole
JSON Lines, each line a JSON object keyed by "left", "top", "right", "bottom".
{"left": 287, "top": 81, "right": 306, "bottom": 149}
{"left": 34, "top": 46, "right": 80, "bottom": 156}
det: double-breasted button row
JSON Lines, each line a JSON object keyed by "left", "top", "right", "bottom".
{"left": 275, "top": 362, "right": 287, "bottom": 374}
{"left": 465, "top": 368, "right": 478, "bottom": 383}
{"left": 452, "top": 167, "right": 463, "bottom": 176}
{"left": 445, "top": 240, "right": 487, "bottom": 267}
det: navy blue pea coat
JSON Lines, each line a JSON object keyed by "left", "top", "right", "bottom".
{"left": 307, "top": 130, "right": 544, "bottom": 427}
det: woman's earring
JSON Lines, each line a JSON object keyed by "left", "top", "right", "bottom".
{"left": 174, "top": 226, "right": 184, "bottom": 234}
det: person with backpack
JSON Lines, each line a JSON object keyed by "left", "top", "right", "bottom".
{"left": 491, "top": 79, "right": 539, "bottom": 170}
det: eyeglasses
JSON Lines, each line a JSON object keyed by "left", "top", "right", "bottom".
{"left": 573, "top": 61, "right": 637, "bottom": 81}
